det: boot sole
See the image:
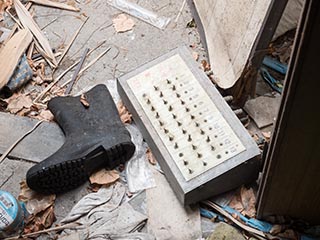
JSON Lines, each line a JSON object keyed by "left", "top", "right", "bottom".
{"left": 26, "top": 143, "right": 133, "bottom": 194}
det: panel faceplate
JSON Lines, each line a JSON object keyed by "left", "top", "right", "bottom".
{"left": 126, "top": 54, "right": 246, "bottom": 181}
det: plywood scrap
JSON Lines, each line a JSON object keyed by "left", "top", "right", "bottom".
{"left": 0, "top": 29, "right": 32, "bottom": 90}
{"left": 29, "top": 0, "right": 79, "bottom": 12}
{"left": 14, "top": 0, "right": 57, "bottom": 66}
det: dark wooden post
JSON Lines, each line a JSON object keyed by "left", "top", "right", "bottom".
{"left": 257, "top": 0, "right": 320, "bottom": 224}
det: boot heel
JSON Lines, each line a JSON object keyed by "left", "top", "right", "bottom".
{"left": 101, "top": 141, "right": 135, "bottom": 168}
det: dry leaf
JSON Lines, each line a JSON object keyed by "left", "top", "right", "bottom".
{"left": 38, "top": 109, "right": 54, "bottom": 121}
{"left": 24, "top": 206, "right": 56, "bottom": 234}
{"left": 117, "top": 100, "right": 132, "bottom": 124}
{"left": 192, "top": 51, "right": 199, "bottom": 61}
{"left": 0, "top": 0, "right": 13, "bottom": 21}
{"left": 146, "top": 148, "right": 157, "bottom": 165}
{"left": 262, "top": 131, "right": 271, "bottom": 140}
{"left": 113, "top": 14, "right": 135, "bottom": 33}
{"left": 80, "top": 93, "right": 89, "bottom": 108}
{"left": 240, "top": 187, "right": 256, "bottom": 218}
{"left": 89, "top": 169, "right": 119, "bottom": 185}
{"left": 228, "top": 194, "right": 243, "bottom": 213}
{"left": 5, "top": 93, "right": 33, "bottom": 114}
{"left": 19, "top": 180, "right": 56, "bottom": 234}
{"left": 18, "top": 180, "right": 56, "bottom": 215}
{"left": 229, "top": 186, "right": 256, "bottom": 218}
{"left": 201, "top": 59, "right": 211, "bottom": 71}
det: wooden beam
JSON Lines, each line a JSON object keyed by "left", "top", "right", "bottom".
{"left": 257, "top": 0, "right": 320, "bottom": 224}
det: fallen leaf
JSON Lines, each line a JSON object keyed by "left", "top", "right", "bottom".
{"left": 19, "top": 180, "right": 56, "bottom": 234}
{"left": 24, "top": 206, "right": 56, "bottom": 234}
{"left": 113, "top": 13, "right": 135, "bottom": 33}
{"left": 5, "top": 93, "right": 33, "bottom": 114}
{"left": 80, "top": 93, "right": 89, "bottom": 108}
{"left": 201, "top": 60, "right": 211, "bottom": 72}
{"left": 192, "top": 51, "right": 199, "bottom": 61}
{"left": 240, "top": 186, "right": 256, "bottom": 218}
{"left": 229, "top": 186, "right": 256, "bottom": 218}
{"left": 0, "top": 0, "right": 13, "bottom": 21}
{"left": 117, "top": 100, "right": 132, "bottom": 124}
{"left": 262, "top": 131, "right": 271, "bottom": 139}
{"left": 18, "top": 180, "right": 56, "bottom": 215}
{"left": 38, "top": 109, "right": 54, "bottom": 121}
{"left": 33, "top": 75, "right": 44, "bottom": 85}
{"left": 146, "top": 148, "right": 157, "bottom": 165}
{"left": 89, "top": 169, "right": 119, "bottom": 185}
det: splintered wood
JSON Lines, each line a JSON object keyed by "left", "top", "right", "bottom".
{"left": 0, "top": 29, "right": 32, "bottom": 89}
{"left": 126, "top": 54, "right": 245, "bottom": 181}
{"left": 14, "top": 0, "right": 57, "bottom": 66}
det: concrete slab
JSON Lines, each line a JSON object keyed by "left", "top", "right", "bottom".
{"left": 244, "top": 96, "right": 281, "bottom": 128}
{"left": 146, "top": 168, "right": 202, "bottom": 240}
{"left": 0, "top": 112, "right": 64, "bottom": 162}
{"left": 0, "top": 158, "right": 34, "bottom": 197}
{"left": 32, "top": 0, "right": 206, "bottom": 96}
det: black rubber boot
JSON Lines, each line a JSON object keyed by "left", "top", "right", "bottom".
{"left": 26, "top": 84, "right": 135, "bottom": 194}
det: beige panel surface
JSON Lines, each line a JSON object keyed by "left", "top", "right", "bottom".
{"left": 194, "top": 0, "right": 272, "bottom": 89}
{"left": 127, "top": 54, "right": 245, "bottom": 181}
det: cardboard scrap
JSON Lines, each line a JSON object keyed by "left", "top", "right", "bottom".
{"left": 0, "top": 29, "right": 32, "bottom": 89}
{"left": 113, "top": 13, "right": 135, "bottom": 33}
{"left": 89, "top": 169, "right": 120, "bottom": 185}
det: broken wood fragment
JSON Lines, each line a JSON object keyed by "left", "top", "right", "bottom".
{"left": 0, "top": 29, "right": 33, "bottom": 90}
{"left": 65, "top": 47, "right": 89, "bottom": 95}
{"left": 29, "top": 0, "right": 80, "bottom": 12}
{"left": 56, "top": 17, "right": 89, "bottom": 67}
{"left": 14, "top": 0, "right": 57, "bottom": 66}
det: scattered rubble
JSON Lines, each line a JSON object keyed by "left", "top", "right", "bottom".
{"left": 0, "top": 0, "right": 315, "bottom": 239}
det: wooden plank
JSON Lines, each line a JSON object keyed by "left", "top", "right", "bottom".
{"left": 14, "top": 0, "right": 57, "bottom": 66}
{"left": 257, "top": 0, "right": 320, "bottom": 224}
{"left": 0, "top": 29, "right": 32, "bottom": 89}
{"left": 29, "top": 0, "right": 79, "bottom": 12}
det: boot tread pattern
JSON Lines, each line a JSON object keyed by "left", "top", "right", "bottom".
{"left": 28, "top": 143, "right": 129, "bottom": 194}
